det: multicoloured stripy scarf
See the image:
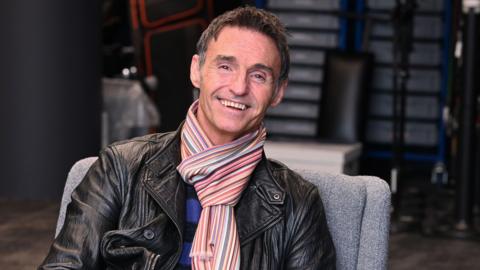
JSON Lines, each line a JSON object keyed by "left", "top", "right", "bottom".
{"left": 177, "top": 100, "right": 266, "bottom": 270}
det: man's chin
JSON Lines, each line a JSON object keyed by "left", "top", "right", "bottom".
{"left": 211, "top": 125, "right": 252, "bottom": 141}
{"left": 220, "top": 125, "right": 259, "bottom": 138}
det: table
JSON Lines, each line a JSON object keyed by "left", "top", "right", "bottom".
{"left": 264, "top": 141, "right": 362, "bottom": 175}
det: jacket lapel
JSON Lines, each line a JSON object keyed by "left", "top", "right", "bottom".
{"left": 236, "top": 156, "right": 285, "bottom": 246}
{"left": 143, "top": 131, "right": 185, "bottom": 237}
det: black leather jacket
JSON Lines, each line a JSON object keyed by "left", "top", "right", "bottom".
{"left": 40, "top": 129, "right": 336, "bottom": 270}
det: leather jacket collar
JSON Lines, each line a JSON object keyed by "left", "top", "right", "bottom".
{"left": 142, "top": 126, "right": 286, "bottom": 246}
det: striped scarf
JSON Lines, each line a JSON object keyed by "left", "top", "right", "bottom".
{"left": 177, "top": 100, "right": 266, "bottom": 270}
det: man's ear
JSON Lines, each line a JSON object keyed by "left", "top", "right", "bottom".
{"left": 190, "top": 54, "right": 201, "bottom": 88}
{"left": 270, "top": 80, "right": 288, "bottom": 107}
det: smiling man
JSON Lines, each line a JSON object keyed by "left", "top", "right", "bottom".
{"left": 41, "top": 6, "right": 336, "bottom": 270}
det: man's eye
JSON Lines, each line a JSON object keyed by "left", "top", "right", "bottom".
{"left": 252, "top": 73, "right": 266, "bottom": 82}
{"left": 219, "top": 65, "right": 230, "bottom": 70}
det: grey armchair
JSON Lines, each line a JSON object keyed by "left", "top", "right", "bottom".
{"left": 298, "top": 170, "right": 391, "bottom": 270}
{"left": 56, "top": 157, "right": 391, "bottom": 270}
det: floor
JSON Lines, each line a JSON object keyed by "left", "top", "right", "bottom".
{"left": 0, "top": 200, "right": 58, "bottom": 270}
{"left": 1, "top": 199, "right": 480, "bottom": 270}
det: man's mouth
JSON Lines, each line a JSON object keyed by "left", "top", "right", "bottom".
{"left": 219, "top": 98, "right": 247, "bottom": 111}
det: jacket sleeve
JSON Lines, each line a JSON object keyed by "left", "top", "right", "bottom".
{"left": 285, "top": 186, "right": 336, "bottom": 270}
{"left": 39, "top": 147, "right": 122, "bottom": 269}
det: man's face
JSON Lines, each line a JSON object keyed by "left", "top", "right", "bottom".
{"left": 190, "top": 26, "right": 287, "bottom": 145}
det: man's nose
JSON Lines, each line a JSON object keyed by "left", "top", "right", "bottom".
{"left": 229, "top": 73, "right": 248, "bottom": 96}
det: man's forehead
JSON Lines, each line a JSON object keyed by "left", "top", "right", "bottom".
{"left": 205, "top": 26, "right": 280, "bottom": 69}
{"left": 210, "top": 26, "right": 277, "bottom": 51}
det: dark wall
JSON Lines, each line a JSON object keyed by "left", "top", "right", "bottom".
{"left": 0, "top": 1, "right": 102, "bottom": 200}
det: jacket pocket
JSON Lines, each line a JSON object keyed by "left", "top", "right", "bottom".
{"left": 100, "top": 213, "right": 179, "bottom": 269}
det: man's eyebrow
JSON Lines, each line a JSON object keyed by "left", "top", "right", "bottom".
{"left": 214, "top": 55, "right": 274, "bottom": 76}
{"left": 251, "top": 63, "right": 274, "bottom": 75}
{"left": 214, "top": 55, "right": 236, "bottom": 63}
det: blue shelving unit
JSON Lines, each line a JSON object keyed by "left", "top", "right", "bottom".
{"left": 355, "top": 0, "right": 451, "bottom": 178}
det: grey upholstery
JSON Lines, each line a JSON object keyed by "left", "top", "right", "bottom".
{"left": 298, "top": 170, "right": 391, "bottom": 270}
{"left": 55, "top": 157, "right": 98, "bottom": 237}
{"left": 56, "top": 157, "right": 391, "bottom": 270}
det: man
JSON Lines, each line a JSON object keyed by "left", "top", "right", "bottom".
{"left": 41, "top": 6, "right": 336, "bottom": 270}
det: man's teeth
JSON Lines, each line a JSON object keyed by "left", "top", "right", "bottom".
{"left": 220, "top": 99, "right": 246, "bottom": 110}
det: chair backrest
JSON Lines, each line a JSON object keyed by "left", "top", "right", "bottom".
{"left": 55, "top": 157, "right": 98, "bottom": 237}
{"left": 298, "top": 170, "right": 391, "bottom": 270}
{"left": 57, "top": 158, "right": 391, "bottom": 270}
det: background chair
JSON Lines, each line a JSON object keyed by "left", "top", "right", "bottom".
{"left": 317, "top": 50, "right": 374, "bottom": 143}
{"left": 56, "top": 157, "right": 391, "bottom": 270}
